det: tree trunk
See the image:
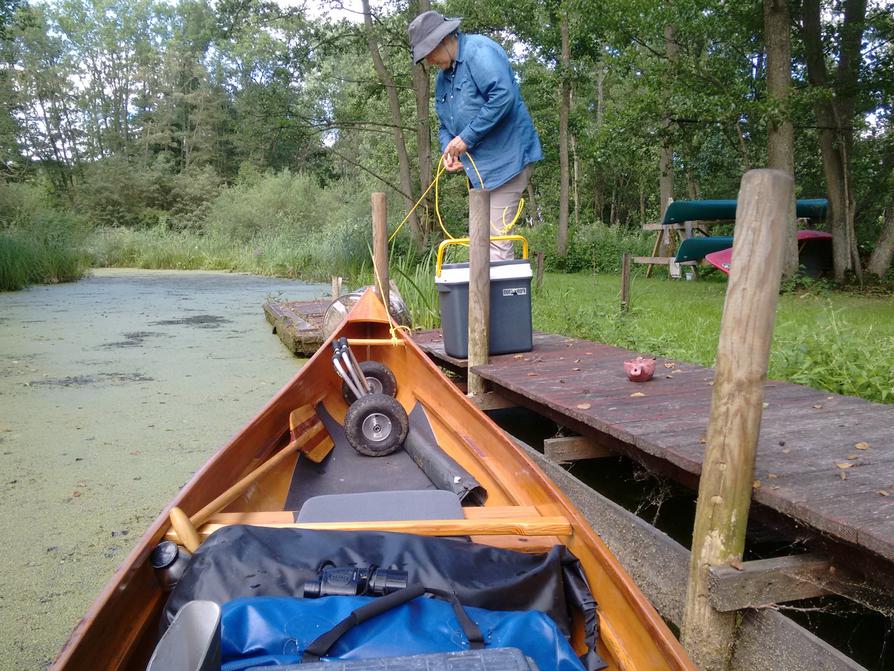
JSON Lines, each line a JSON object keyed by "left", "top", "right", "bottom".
{"left": 801, "top": 0, "right": 866, "bottom": 282}
{"left": 526, "top": 181, "right": 539, "bottom": 225}
{"left": 557, "top": 11, "right": 571, "bottom": 256}
{"left": 764, "top": 0, "right": 799, "bottom": 279}
{"left": 867, "top": 194, "right": 894, "bottom": 277}
{"left": 361, "top": 0, "right": 421, "bottom": 248}
{"left": 572, "top": 125, "right": 579, "bottom": 227}
{"left": 659, "top": 25, "right": 677, "bottom": 251}
{"left": 411, "top": 0, "right": 432, "bottom": 243}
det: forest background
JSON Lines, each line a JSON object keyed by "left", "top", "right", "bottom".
{"left": 1, "top": 0, "right": 893, "bottom": 401}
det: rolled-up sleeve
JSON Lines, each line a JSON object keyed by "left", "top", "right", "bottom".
{"left": 458, "top": 44, "right": 514, "bottom": 149}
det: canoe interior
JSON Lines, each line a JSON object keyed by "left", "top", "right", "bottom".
{"left": 52, "top": 290, "right": 694, "bottom": 671}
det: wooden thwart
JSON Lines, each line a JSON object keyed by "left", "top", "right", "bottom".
{"left": 165, "top": 515, "right": 573, "bottom": 543}
{"left": 544, "top": 436, "right": 613, "bottom": 462}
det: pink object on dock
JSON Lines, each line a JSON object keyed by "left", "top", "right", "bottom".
{"left": 624, "top": 356, "right": 656, "bottom": 382}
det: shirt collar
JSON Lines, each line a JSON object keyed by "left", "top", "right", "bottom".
{"left": 453, "top": 32, "right": 466, "bottom": 65}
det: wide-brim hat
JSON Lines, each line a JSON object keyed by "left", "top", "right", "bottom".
{"left": 408, "top": 10, "right": 461, "bottom": 64}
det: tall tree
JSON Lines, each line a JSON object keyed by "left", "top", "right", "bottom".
{"left": 800, "top": 0, "right": 867, "bottom": 282}
{"left": 764, "top": 0, "right": 799, "bottom": 278}
{"left": 557, "top": 8, "right": 570, "bottom": 255}
{"left": 360, "top": 0, "right": 421, "bottom": 248}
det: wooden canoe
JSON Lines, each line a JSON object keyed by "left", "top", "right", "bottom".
{"left": 51, "top": 289, "right": 695, "bottom": 671}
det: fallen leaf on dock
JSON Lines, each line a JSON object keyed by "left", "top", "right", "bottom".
{"left": 753, "top": 480, "right": 761, "bottom": 489}
{"left": 699, "top": 436, "right": 707, "bottom": 444}
{"left": 729, "top": 559, "right": 743, "bottom": 571}
{"left": 630, "top": 392, "right": 646, "bottom": 397}
{"left": 572, "top": 367, "right": 581, "bottom": 371}
{"left": 847, "top": 454, "right": 859, "bottom": 460}
{"left": 855, "top": 442, "right": 870, "bottom": 450}
{"left": 576, "top": 403, "right": 591, "bottom": 410}
{"left": 840, "top": 471, "right": 848, "bottom": 480}
{"left": 836, "top": 462, "right": 854, "bottom": 469}
{"left": 527, "top": 373, "right": 537, "bottom": 377}
{"left": 513, "top": 354, "right": 524, "bottom": 359}
{"left": 813, "top": 404, "right": 823, "bottom": 409}
{"left": 663, "top": 362, "right": 676, "bottom": 369}
{"left": 768, "top": 473, "right": 778, "bottom": 479}
{"left": 762, "top": 402, "right": 769, "bottom": 409}
{"left": 878, "top": 490, "right": 890, "bottom": 497}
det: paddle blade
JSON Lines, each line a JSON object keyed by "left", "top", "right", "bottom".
{"left": 289, "top": 405, "right": 334, "bottom": 463}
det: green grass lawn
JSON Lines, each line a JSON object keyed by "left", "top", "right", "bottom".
{"left": 532, "top": 272, "right": 894, "bottom": 403}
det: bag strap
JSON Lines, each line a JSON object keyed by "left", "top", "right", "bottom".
{"left": 302, "top": 585, "right": 484, "bottom": 663}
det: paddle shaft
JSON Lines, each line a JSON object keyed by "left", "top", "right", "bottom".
{"left": 190, "top": 437, "right": 301, "bottom": 529}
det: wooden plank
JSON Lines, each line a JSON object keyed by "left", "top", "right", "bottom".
{"left": 707, "top": 554, "right": 833, "bottom": 611}
{"left": 469, "top": 391, "right": 516, "bottom": 411}
{"left": 544, "top": 435, "right": 614, "bottom": 462}
{"left": 634, "top": 256, "right": 675, "bottom": 265}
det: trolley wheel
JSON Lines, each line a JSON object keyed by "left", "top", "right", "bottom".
{"left": 342, "top": 361, "right": 398, "bottom": 404}
{"left": 343, "top": 393, "right": 409, "bottom": 457}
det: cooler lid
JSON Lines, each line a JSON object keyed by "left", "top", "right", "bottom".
{"left": 436, "top": 259, "right": 533, "bottom": 284}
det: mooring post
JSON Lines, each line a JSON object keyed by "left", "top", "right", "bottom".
{"left": 330, "top": 276, "right": 342, "bottom": 298}
{"left": 680, "top": 169, "right": 793, "bottom": 669}
{"left": 534, "top": 250, "right": 545, "bottom": 291}
{"left": 620, "top": 252, "right": 631, "bottom": 312}
{"left": 371, "top": 192, "right": 389, "bottom": 311}
{"left": 467, "top": 188, "right": 491, "bottom": 396}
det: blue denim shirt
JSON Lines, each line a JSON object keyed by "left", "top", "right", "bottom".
{"left": 435, "top": 33, "right": 542, "bottom": 190}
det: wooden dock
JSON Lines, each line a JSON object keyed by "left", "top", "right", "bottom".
{"left": 263, "top": 299, "right": 330, "bottom": 356}
{"left": 413, "top": 330, "right": 894, "bottom": 573}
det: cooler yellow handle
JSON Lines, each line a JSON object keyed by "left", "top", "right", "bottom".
{"left": 435, "top": 235, "right": 528, "bottom": 277}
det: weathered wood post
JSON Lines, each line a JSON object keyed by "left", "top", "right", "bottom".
{"left": 467, "top": 188, "right": 491, "bottom": 396}
{"left": 330, "top": 276, "right": 343, "bottom": 298}
{"left": 372, "top": 192, "right": 389, "bottom": 311}
{"left": 620, "top": 252, "right": 631, "bottom": 313}
{"left": 680, "top": 169, "right": 793, "bottom": 669}
{"left": 534, "top": 250, "right": 545, "bottom": 291}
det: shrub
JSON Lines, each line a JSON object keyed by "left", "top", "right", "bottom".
{"left": 526, "top": 221, "right": 652, "bottom": 273}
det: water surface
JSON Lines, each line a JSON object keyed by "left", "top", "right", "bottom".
{"left": 0, "top": 269, "right": 323, "bottom": 669}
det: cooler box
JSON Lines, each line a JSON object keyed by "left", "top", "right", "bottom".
{"left": 436, "top": 259, "right": 533, "bottom": 359}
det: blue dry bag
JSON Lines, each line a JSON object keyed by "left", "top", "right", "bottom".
{"left": 220, "top": 593, "right": 586, "bottom": 671}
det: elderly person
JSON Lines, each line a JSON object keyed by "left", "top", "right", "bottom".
{"left": 408, "top": 11, "right": 542, "bottom": 261}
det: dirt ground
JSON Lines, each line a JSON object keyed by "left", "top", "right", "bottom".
{"left": 0, "top": 269, "right": 323, "bottom": 670}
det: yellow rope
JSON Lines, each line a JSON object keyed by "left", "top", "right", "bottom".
{"left": 387, "top": 151, "right": 525, "bottom": 266}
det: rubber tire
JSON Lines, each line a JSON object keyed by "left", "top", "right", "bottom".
{"left": 343, "top": 393, "right": 409, "bottom": 457}
{"left": 342, "top": 361, "right": 398, "bottom": 404}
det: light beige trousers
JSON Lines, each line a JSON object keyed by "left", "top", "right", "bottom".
{"left": 488, "top": 165, "right": 532, "bottom": 261}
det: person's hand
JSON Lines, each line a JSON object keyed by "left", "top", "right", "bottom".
{"left": 443, "top": 136, "right": 468, "bottom": 168}
{"left": 443, "top": 153, "right": 465, "bottom": 172}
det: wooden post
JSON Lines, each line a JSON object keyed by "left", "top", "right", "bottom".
{"left": 680, "top": 169, "right": 793, "bottom": 670}
{"left": 372, "top": 192, "right": 389, "bottom": 311}
{"left": 620, "top": 252, "right": 631, "bottom": 312}
{"left": 467, "top": 188, "right": 491, "bottom": 396}
{"left": 534, "top": 250, "right": 545, "bottom": 291}
{"left": 330, "top": 276, "right": 342, "bottom": 298}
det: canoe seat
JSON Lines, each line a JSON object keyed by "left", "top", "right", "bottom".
{"left": 296, "top": 490, "right": 464, "bottom": 523}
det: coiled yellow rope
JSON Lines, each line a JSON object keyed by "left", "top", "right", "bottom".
{"left": 388, "top": 152, "right": 524, "bottom": 244}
